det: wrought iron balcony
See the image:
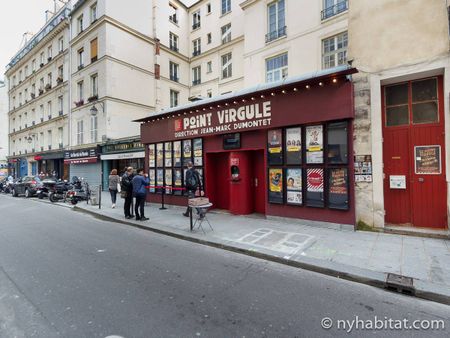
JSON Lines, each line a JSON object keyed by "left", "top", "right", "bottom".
{"left": 321, "top": 0, "right": 348, "bottom": 20}
{"left": 170, "top": 45, "right": 179, "bottom": 52}
{"left": 192, "top": 79, "right": 201, "bottom": 86}
{"left": 265, "top": 26, "right": 287, "bottom": 43}
{"left": 170, "top": 75, "right": 179, "bottom": 82}
{"left": 192, "top": 22, "right": 200, "bottom": 30}
{"left": 193, "top": 49, "right": 201, "bottom": 57}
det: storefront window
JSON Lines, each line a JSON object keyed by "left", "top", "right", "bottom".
{"left": 327, "top": 122, "right": 348, "bottom": 164}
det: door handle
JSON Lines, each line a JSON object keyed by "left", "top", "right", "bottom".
{"left": 255, "top": 178, "right": 258, "bottom": 187}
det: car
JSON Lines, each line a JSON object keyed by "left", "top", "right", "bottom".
{"left": 11, "top": 176, "right": 44, "bottom": 198}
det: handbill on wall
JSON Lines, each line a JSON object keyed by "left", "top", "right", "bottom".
{"left": 183, "top": 139, "right": 192, "bottom": 165}
{"left": 165, "top": 169, "right": 172, "bottom": 194}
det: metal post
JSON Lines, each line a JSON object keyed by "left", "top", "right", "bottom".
{"left": 99, "top": 170, "right": 102, "bottom": 209}
{"left": 189, "top": 205, "right": 193, "bottom": 231}
{"left": 159, "top": 186, "right": 167, "bottom": 210}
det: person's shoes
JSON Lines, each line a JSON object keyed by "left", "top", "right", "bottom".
{"left": 125, "top": 215, "right": 131, "bottom": 219}
{"left": 135, "top": 216, "right": 141, "bottom": 221}
{"left": 182, "top": 212, "right": 189, "bottom": 217}
{"left": 112, "top": 204, "right": 116, "bottom": 209}
{"left": 140, "top": 217, "right": 149, "bottom": 221}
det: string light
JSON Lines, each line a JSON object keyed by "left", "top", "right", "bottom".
{"left": 332, "top": 78, "right": 338, "bottom": 83}
{"left": 293, "top": 88, "right": 298, "bottom": 92}
{"left": 225, "top": 103, "right": 229, "bottom": 106}
{"left": 251, "top": 97, "right": 255, "bottom": 101}
{"left": 319, "top": 82, "right": 324, "bottom": 87}
{"left": 271, "top": 92, "right": 275, "bottom": 96}
{"left": 261, "top": 94, "right": 265, "bottom": 98}
{"left": 306, "top": 85, "right": 310, "bottom": 89}
{"left": 281, "top": 90, "right": 286, "bottom": 94}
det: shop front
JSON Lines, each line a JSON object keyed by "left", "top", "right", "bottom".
{"left": 138, "top": 67, "right": 357, "bottom": 226}
{"left": 100, "top": 138, "right": 145, "bottom": 189}
{"left": 64, "top": 147, "right": 101, "bottom": 187}
{"left": 34, "top": 151, "right": 67, "bottom": 179}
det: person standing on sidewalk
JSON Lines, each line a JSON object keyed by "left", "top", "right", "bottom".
{"left": 132, "top": 168, "right": 150, "bottom": 221}
{"left": 108, "top": 169, "right": 120, "bottom": 208}
{"left": 183, "top": 161, "right": 203, "bottom": 218}
{"left": 121, "top": 167, "right": 134, "bottom": 219}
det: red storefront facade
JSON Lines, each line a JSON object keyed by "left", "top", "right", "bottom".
{"left": 138, "top": 68, "right": 357, "bottom": 226}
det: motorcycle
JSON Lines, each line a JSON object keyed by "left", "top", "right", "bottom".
{"left": 66, "top": 177, "right": 91, "bottom": 205}
{"left": 49, "top": 180, "right": 72, "bottom": 203}
{"left": 37, "top": 178, "right": 57, "bottom": 199}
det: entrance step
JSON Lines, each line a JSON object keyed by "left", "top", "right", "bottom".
{"left": 384, "top": 225, "right": 449, "bottom": 240}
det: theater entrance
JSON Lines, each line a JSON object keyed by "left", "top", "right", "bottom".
{"left": 206, "top": 150, "right": 265, "bottom": 215}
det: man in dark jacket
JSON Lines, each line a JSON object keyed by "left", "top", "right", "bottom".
{"left": 121, "top": 167, "right": 134, "bottom": 219}
{"left": 132, "top": 168, "right": 150, "bottom": 221}
{"left": 183, "top": 161, "right": 203, "bottom": 217}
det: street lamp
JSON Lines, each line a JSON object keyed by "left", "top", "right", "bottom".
{"left": 90, "top": 101, "right": 104, "bottom": 116}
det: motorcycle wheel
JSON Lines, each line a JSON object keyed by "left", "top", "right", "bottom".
{"left": 38, "top": 193, "right": 44, "bottom": 199}
{"left": 49, "top": 193, "right": 57, "bottom": 203}
{"left": 71, "top": 199, "right": 78, "bottom": 205}
{"left": 25, "top": 189, "right": 30, "bottom": 198}
{"left": 12, "top": 189, "right": 17, "bottom": 197}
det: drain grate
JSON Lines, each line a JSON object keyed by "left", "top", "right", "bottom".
{"left": 385, "top": 273, "right": 415, "bottom": 295}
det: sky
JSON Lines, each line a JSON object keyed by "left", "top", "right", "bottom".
{"left": 0, "top": 0, "right": 196, "bottom": 82}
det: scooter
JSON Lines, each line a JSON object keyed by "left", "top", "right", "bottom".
{"left": 49, "top": 180, "right": 72, "bottom": 203}
{"left": 66, "top": 177, "right": 91, "bottom": 205}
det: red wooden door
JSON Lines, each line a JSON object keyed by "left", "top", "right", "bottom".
{"left": 382, "top": 77, "right": 447, "bottom": 229}
{"left": 251, "top": 150, "right": 266, "bottom": 214}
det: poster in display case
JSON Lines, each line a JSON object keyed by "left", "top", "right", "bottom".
{"left": 156, "top": 143, "right": 164, "bottom": 167}
{"left": 193, "top": 138, "right": 203, "bottom": 166}
{"left": 165, "top": 169, "right": 172, "bottom": 194}
{"left": 183, "top": 139, "right": 192, "bottom": 165}
{"left": 156, "top": 168, "right": 164, "bottom": 194}
{"left": 328, "top": 168, "right": 349, "bottom": 210}
{"left": 148, "top": 169, "right": 156, "bottom": 193}
{"left": 306, "top": 125, "right": 323, "bottom": 164}
{"left": 268, "top": 168, "right": 283, "bottom": 203}
{"left": 286, "top": 168, "right": 302, "bottom": 205}
{"left": 306, "top": 168, "right": 324, "bottom": 207}
{"left": 285, "top": 127, "right": 302, "bottom": 165}
{"left": 173, "top": 168, "right": 183, "bottom": 196}
{"left": 268, "top": 129, "right": 283, "bottom": 165}
{"left": 149, "top": 144, "right": 156, "bottom": 168}
{"left": 165, "top": 142, "right": 172, "bottom": 167}
{"left": 173, "top": 141, "right": 182, "bottom": 167}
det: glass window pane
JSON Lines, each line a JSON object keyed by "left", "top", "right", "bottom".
{"left": 385, "top": 83, "right": 408, "bottom": 106}
{"left": 412, "top": 102, "right": 438, "bottom": 124}
{"left": 327, "top": 122, "right": 348, "bottom": 164}
{"left": 386, "top": 105, "right": 409, "bottom": 126}
{"left": 412, "top": 78, "right": 437, "bottom": 102}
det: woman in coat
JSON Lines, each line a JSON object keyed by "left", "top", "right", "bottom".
{"left": 108, "top": 169, "right": 120, "bottom": 208}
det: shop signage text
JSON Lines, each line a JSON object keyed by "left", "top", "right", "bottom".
{"left": 174, "top": 101, "right": 272, "bottom": 138}
{"left": 64, "top": 148, "right": 98, "bottom": 159}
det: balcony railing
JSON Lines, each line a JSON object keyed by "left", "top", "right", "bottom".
{"left": 193, "top": 49, "right": 201, "bottom": 57}
{"left": 192, "top": 22, "right": 200, "bottom": 30}
{"left": 321, "top": 0, "right": 348, "bottom": 20}
{"left": 265, "top": 26, "right": 287, "bottom": 43}
{"left": 170, "top": 75, "right": 179, "bottom": 82}
{"left": 170, "top": 45, "right": 179, "bottom": 52}
{"left": 192, "top": 79, "right": 201, "bottom": 86}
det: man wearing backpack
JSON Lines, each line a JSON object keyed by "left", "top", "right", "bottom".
{"left": 183, "top": 161, "right": 203, "bottom": 217}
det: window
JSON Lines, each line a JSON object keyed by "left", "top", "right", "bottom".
{"left": 266, "top": 0, "right": 286, "bottom": 43}
{"left": 90, "top": 3, "right": 97, "bottom": 22}
{"left": 221, "top": 53, "right": 232, "bottom": 79}
{"left": 207, "top": 33, "right": 212, "bottom": 44}
{"left": 322, "top": 0, "right": 348, "bottom": 20}
{"left": 78, "top": 48, "right": 84, "bottom": 68}
{"left": 47, "top": 101, "right": 52, "bottom": 119}
{"left": 90, "top": 38, "right": 98, "bottom": 62}
{"left": 207, "top": 90, "right": 212, "bottom": 98}
{"left": 58, "top": 37, "right": 64, "bottom": 52}
{"left": 58, "top": 127, "right": 63, "bottom": 147}
{"left": 207, "top": 3, "right": 211, "bottom": 13}
{"left": 78, "top": 81, "right": 84, "bottom": 101}
{"left": 192, "top": 10, "right": 201, "bottom": 30}
{"left": 40, "top": 105, "right": 44, "bottom": 121}
{"left": 77, "top": 15, "right": 83, "bottom": 33}
{"left": 58, "top": 96, "right": 63, "bottom": 114}
{"left": 266, "top": 53, "right": 288, "bottom": 82}
{"left": 192, "top": 66, "right": 201, "bottom": 85}
{"left": 39, "top": 132, "right": 44, "bottom": 148}
{"left": 193, "top": 38, "right": 201, "bottom": 56}
{"left": 207, "top": 61, "right": 212, "bottom": 73}
{"left": 77, "top": 120, "right": 84, "bottom": 145}
{"left": 40, "top": 52, "right": 45, "bottom": 65}
{"left": 47, "top": 45, "right": 53, "bottom": 59}
{"left": 169, "top": 62, "right": 179, "bottom": 82}
{"left": 170, "top": 90, "right": 179, "bottom": 108}
{"left": 58, "top": 65, "right": 63, "bottom": 81}
{"left": 221, "top": 0, "right": 231, "bottom": 15}
{"left": 47, "top": 130, "right": 52, "bottom": 149}
{"left": 169, "top": 3, "right": 178, "bottom": 24}
{"left": 91, "top": 74, "right": 98, "bottom": 97}
{"left": 384, "top": 78, "right": 439, "bottom": 127}
{"left": 24, "top": 66, "right": 28, "bottom": 77}
{"left": 31, "top": 84, "right": 35, "bottom": 96}
{"left": 24, "top": 89, "right": 28, "bottom": 102}
{"left": 32, "top": 59, "right": 36, "bottom": 72}
{"left": 19, "top": 70, "right": 22, "bottom": 82}
{"left": 90, "top": 116, "right": 98, "bottom": 143}
{"left": 47, "top": 73, "right": 52, "bottom": 86}
{"left": 40, "top": 78, "right": 44, "bottom": 90}
{"left": 322, "top": 31, "right": 348, "bottom": 69}
{"left": 169, "top": 32, "right": 179, "bottom": 51}
{"left": 221, "top": 23, "right": 231, "bottom": 44}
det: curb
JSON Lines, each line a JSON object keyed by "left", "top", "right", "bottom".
{"left": 73, "top": 206, "right": 450, "bottom": 306}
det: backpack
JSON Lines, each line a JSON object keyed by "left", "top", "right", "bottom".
{"left": 185, "top": 169, "right": 199, "bottom": 190}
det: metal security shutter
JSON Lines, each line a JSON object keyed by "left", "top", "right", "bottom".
{"left": 69, "top": 162, "right": 102, "bottom": 187}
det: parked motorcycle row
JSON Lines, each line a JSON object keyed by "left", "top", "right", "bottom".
{"left": 0, "top": 176, "right": 92, "bottom": 205}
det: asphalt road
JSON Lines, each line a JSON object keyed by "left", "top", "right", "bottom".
{"left": 0, "top": 195, "right": 449, "bottom": 338}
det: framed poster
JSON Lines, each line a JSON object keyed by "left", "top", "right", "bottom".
{"left": 268, "top": 129, "right": 283, "bottom": 165}
{"left": 268, "top": 168, "right": 283, "bottom": 204}
{"left": 156, "top": 168, "right": 164, "bottom": 194}
{"left": 164, "top": 142, "right": 172, "bottom": 167}
{"left": 148, "top": 169, "right": 156, "bottom": 193}
{"left": 328, "top": 168, "right": 349, "bottom": 210}
{"left": 148, "top": 144, "right": 156, "bottom": 168}
{"left": 156, "top": 143, "right": 164, "bottom": 167}
{"left": 182, "top": 139, "right": 192, "bottom": 166}
{"left": 165, "top": 169, "right": 172, "bottom": 194}
{"left": 415, "top": 145, "right": 441, "bottom": 174}
{"left": 173, "top": 141, "right": 182, "bottom": 167}
{"left": 193, "top": 138, "right": 203, "bottom": 166}
{"left": 306, "top": 168, "right": 324, "bottom": 207}
{"left": 286, "top": 127, "right": 302, "bottom": 165}
{"left": 286, "top": 168, "right": 302, "bottom": 205}
{"left": 354, "top": 155, "right": 373, "bottom": 182}
{"left": 306, "top": 125, "right": 323, "bottom": 164}
{"left": 173, "top": 168, "right": 183, "bottom": 196}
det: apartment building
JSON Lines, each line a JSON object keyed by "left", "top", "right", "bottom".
{"left": 349, "top": 0, "right": 450, "bottom": 231}
{"left": 5, "top": 4, "right": 71, "bottom": 179}
{"left": 0, "top": 80, "right": 8, "bottom": 175}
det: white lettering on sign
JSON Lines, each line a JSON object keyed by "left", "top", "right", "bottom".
{"left": 175, "top": 101, "right": 272, "bottom": 138}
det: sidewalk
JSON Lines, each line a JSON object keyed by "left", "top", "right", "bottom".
{"left": 76, "top": 191, "right": 450, "bottom": 304}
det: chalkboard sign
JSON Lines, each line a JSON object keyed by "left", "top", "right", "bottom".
{"left": 328, "top": 168, "right": 349, "bottom": 210}
{"left": 415, "top": 145, "right": 441, "bottom": 174}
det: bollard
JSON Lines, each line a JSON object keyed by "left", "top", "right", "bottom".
{"left": 160, "top": 186, "right": 167, "bottom": 210}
